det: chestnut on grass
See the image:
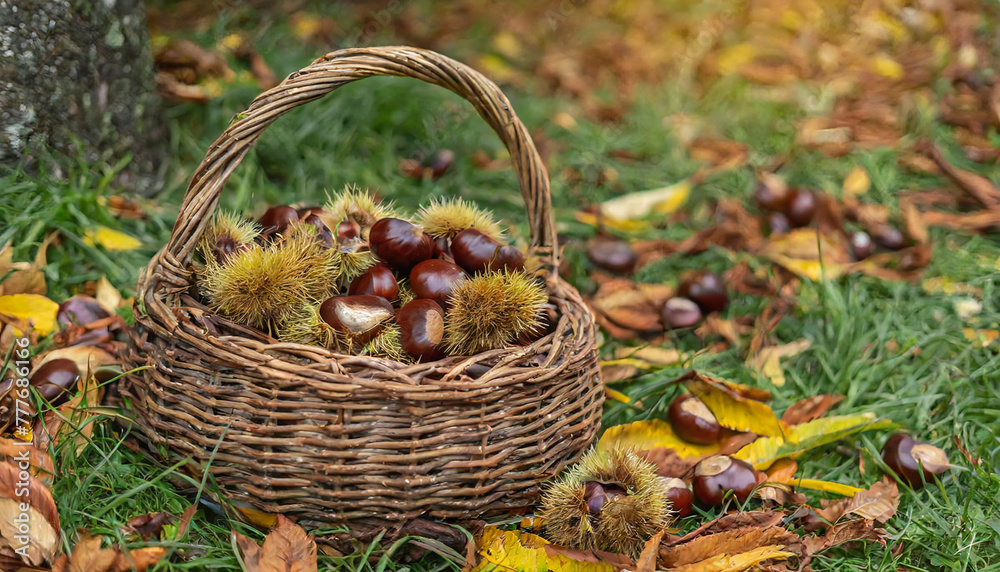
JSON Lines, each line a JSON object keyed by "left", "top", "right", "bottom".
{"left": 30, "top": 358, "right": 80, "bottom": 406}
{"left": 319, "top": 295, "right": 394, "bottom": 345}
{"left": 692, "top": 455, "right": 758, "bottom": 506}
{"left": 659, "top": 477, "right": 693, "bottom": 518}
{"left": 409, "top": 260, "right": 466, "bottom": 307}
{"left": 586, "top": 238, "right": 638, "bottom": 275}
{"left": 668, "top": 393, "right": 721, "bottom": 445}
{"left": 397, "top": 299, "right": 446, "bottom": 362}
{"left": 349, "top": 265, "right": 399, "bottom": 301}
{"left": 872, "top": 224, "right": 906, "bottom": 250}
{"left": 851, "top": 231, "right": 873, "bottom": 260}
{"left": 881, "top": 433, "right": 949, "bottom": 489}
{"left": 662, "top": 297, "right": 702, "bottom": 329}
{"left": 369, "top": 218, "right": 434, "bottom": 271}
{"left": 753, "top": 181, "right": 789, "bottom": 212}
{"left": 677, "top": 270, "right": 729, "bottom": 313}
{"left": 785, "top": 188, "right": 816, "bottom": 227}
{"left": 58, "top": 295, "right": 110, "bottom": 326}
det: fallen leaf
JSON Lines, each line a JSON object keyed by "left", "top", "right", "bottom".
{"left": 801, "top": 519, "right": 886, "bottom": 555}
{"left": 0, "top": 461, "right": 60, "bottom": 565}
{"left": 233, "top": 514, "right": 317, "bottom": 572}
{"left": 963, "top": 328, "right": 998, "bottom": 347}
{"left": 735, "top": 413, "right": 891, "bottom": 469}
{"left": 794, "top": 479, "right": 865, "bottom": 497}
{"left": 842, "top": 166, "right": 871, "bottom": 197}
{"left": 83, "top": 227, "right": 142, "bottom": 251}
{"left": 123, "top": 513, "right": 174, "bottom": 541}
{"left": 635, "top": 529, "right": 665, "bottom": 572}
{"left": 688, "top": 138, "right": 748, "bottom": 171}
{"left": 600, "top": 362, "right": 642, "bottom": 384}
{"left": 472, "top": 527, "right": 613, "bottom": 572}
{"left": 589, "top": 279, "right": 665, "bottom": 336}
{"left": 93, "top": 278, "right": 123, "bottom": 315}
{"left": 62, "top": 536, "right": 116, "bottom": 572}
{"left": 110, "top": 547, "right": 167, "bottom": 572}
{"left": 660, "top": 526, "right": 794, "bottom": 568}
{"left": 0, "top": 234, "right": 55, "bottom": 296}
{"left": 670, "top": 545, "right": 795, "bottom": 572}
{"left": 599, "top": 179, "right": 691, "bottom": 220}
{"left": 816, "top": 478, "right": 899, "bottom": 524}
{"left": 682, "top": 372, "right": 783, "bottom": 437}
{"left": 36, "top": 345, "right": 117, "bottom": 380}
{"left": 598, "top": 420, "right": 721, "bottom": 459}
{"left": 764, "top": 458, "right": 799, "bottom": 484}
{"left": 639, "top": 432, "right": 759, "bottom": 478}
{"left": 613, "top": 346, "right": 689, "bottom": 366}
{"left": 762, "top": 229, "right": 850, "bottom": 281}
{"left": 748, "top": 339, "right": 811, "bottom": 387}
{"left": 780, "top": 394, "right": 844, "bottom": 426}
{"left": 0, "top": 294, "right": 59, "bottom": 336}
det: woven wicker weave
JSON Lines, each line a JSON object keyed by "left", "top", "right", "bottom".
{"left": 119, "top": 46, "right": 603, "bottom": 533}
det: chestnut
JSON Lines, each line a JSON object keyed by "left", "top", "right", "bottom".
{"left": 409, "top": 260, "right": 466, "bottom": 307}
{"left": 212, "top": 234, "right": 249, "bottom": 263}
{"left": 433, "top": 236, "right": 454, "bottom": 262}
{"left": 397, "top": 299, "right": 447, "bottom": 362}
{"left": 785, "top": 189, "right": 816, "bottom": 227}
{"left": 662, "top": 297, "right": 702, "bottom": 329}
{"left": 692, "top": 455, "right": 758, "bottom": 506}
{"left": 259, "top": 205, "right": 299, "bottom": 233}
{"left": 765, "top": 211, "right": 791, "bottom": 235}
{"left": 882, "top": 433, "right": 949, "bottom": 489}
{"left": 872, "top": 224, "right": 906, "bottom": 250}
{"left": 676, "top": 270, "right": 729, "bottom": 313}
{"left": 348, "top": 265, "right": 399, "bottom": 300}
{"left": 668, "top": 393, "right": 721, "bottom": 444}
{"left": 753, "top": 181, "right": 789, "bottom": 213}
{"left": 369, "top": 218, "right": 434, "bottom": 271}
{"left": 319, "top": 295, "right": 394, "bottom": 343}
{"left": 659, "top": 477, "right": 694, "bottom": 518}
{"left": 58, "top": 295, "right": 110, "bottom": 326}
{"left": 850, "top": 231, "right": 873, "bottom": 260}
{"left": 586, "top": 238, "right": 638, "bottom": 274}
{"left": 30, "top": 358, "right": 80, "bottom": 406}
{"left": 451, "top": 228, "right": 502, "bottom": 274}
{"left": 303, "top": 214, "right": 334, "bottom": 248}
{"left": 296, "top": 206, "right": 324, "bottom": 219}
{"left": 491, "top": 245, "right": 526, "bottom": 273}
{"left": 425, "top": 149, "right": 454, "bottom": 179}
{"left": 583, "top": 481, "right": 626, "bottom": 516}
{"left": 336, "top": 219, "right": 361, "bottom": 244}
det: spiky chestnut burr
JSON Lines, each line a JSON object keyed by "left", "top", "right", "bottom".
{"left": 361, "top": 324, "right": 411, "bottom": 363}
{"left": 413, "top": 197, "right": 503, "bottom": 241}
{"left": 321, "top": 185, "right": 398, "bottom": 238}
{"left": 277, "top": 303, "right": 335, "bottom": 348}
{"left": 197, "top": 211, "right": 261, "bottom": 264}
{"left": 199, "top": 227, "right": 338, "bottom": 332}
{"left": 443, "top": 270, "right": 547, "bottom": 355}
{"left": 540, "top": 448, "right": 672, "bottom": 557}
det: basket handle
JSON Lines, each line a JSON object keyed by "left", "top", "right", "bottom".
{"left": 162, "top": 46, "right": 557, "bottom": 274}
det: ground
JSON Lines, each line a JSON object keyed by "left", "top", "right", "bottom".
{"left": 1, "top": 1, "right": 999, "bottom": 570}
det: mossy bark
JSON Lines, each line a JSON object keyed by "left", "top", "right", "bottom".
{"left": 0, "top": 0, "right": 166, "bottom": 195}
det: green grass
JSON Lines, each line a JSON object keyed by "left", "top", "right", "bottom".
{"left": 3, "top": 3, "right": 1000, "bottom": 571}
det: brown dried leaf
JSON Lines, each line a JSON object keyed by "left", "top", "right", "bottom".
{"left": 589, "top": 279, "right": 665, "bottom": 335}
{"left": 660, "top": 526, "right": 798, "bottom": 568}
{"left": 762, "top": 229, "right": 851, "bottom": 281}
{"left": 706, "top": 510, "right": 788, "bottom": 534}
{"left": 765, "top": 458, "right": 798, "bottom": 484}
{"left": 747, "top": 339, "right": 811, "bottom": 387}
{"left": 0, "top": 438, "right": 55, "bottom": 479}
{"left": 801, "top": 519, "right": 886, "bottom": 555}
{"left": 109, "top": 547, "right": 168, "bottom": 572}
{"left": 236, "top": 514, "right": 317, "bottom": 572}
{"left": 927, "top": 143, "right": 1000, "bottom": 211}
{"left": 0, "top": 461, "right": 60, "bottom": 565}
{"left": 66, "top": 536, "right": 116, "bottom": 572}
{"left": 688, "top": 138, "right": 749, "bottom": 171}
{"left": 123, "top": 512, "right": 174, "bottom": 541}
{"left": 0, "top": 234, "right": 55, "bottom": 296}
{"left": 817, "top": 478, "right": 899, "bottom": 524}
{"left": 781, "top": 394, "right": 844, "bottom": 426}
{"left": 635, "top": 529, "right": 665, "bottom": 572}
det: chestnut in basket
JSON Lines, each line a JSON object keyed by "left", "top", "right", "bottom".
{"left": 349, "top": 265, "right": 400, "bottom": 300}
{"left": 398, "top": 299, "right": 446, "bottom": 362}
{"left": 336, "top": 219, "right": 362, "bottom": 243}
{"left": 451, "top": 228, "right": 502, "bottom": 273}
{"left": 409, "top": 260, "right": 466, "bottom": 307}
{"left": 692, "top": 455, "right": 758, "bottom": 506}
{"left": 369, "top": 218, "right": 434, "bottom": 271}
{"left": 668, "top": 393, "right": 720, "bottom": 445}
{"left": 259, "top": 205, "right": 299, "bottom": 233}
{"left": 30, "top": 358, "right": 81, "bottom": 406}
{"left": 677, "top": 270, "right": 729, "bottom": 313}
{"left": 319, "top": 295, "right": 394, "bottom": 344}
{"left": 302, "top": 214, "right": 334, "bottom": 248}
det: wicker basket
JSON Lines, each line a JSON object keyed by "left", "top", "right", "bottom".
{"left": 119, "top": 46, "right": 603, "bottom": 534}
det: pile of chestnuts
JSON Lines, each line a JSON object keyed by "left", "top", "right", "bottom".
{"left": 194, "top": 188, "right": 552, "bottom": 363}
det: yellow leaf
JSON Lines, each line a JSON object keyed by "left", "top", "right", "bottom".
{"left": 963, "top": 328, "right": 999, "bottom": 347}
{"left": 575, "top": 211, "right": 650, "bottom": 233}
{"left": 795, "top": 479, "right": 865, "bottom": 497}
{"left": 473, "top": 527, "right": 614, "bottom": 572}
{"left": 599, "top": 180, "right": 691, "bottom": 220}
{"left": 716, "top": 43, "right": 757, "bottom": 76}
{"left": 94, "top": 276, "right": 123, "bottom": 314}
{"left": 84, "top": 226, "right": 142, "bottom": 251}
{"left": 684, "top": 374, "right": 783, "bottom": 437}
{"left": 492, "top": 31, "right": 522, "bottom": 58}
{"left": 843, "top": 166, "right": 871, "bottom": 197}
{"left": 597, "top": 420, "right": 721, "bottom": 458}
{"left": 672, "top": 544, "right": 795, "bottom": 572}
{"left": 762, "top": 229, "right": 850, "bottom": 281}
{"left": 605, "top": 387, "right": 631, "bottom": 404}
{"left": 748, "top": 339, "right": 811, "bottom": 387}
{"left": 735, "top": 413, "right": 892, "bottom": 469}
{"left": 0, "top": 293, "right": 59, "bottom": 336}
{"left": 613, "top": 346, "right": 693, "bottom": 366}
{"left": 872, "top": 55, "right": 904, "bottom": 79}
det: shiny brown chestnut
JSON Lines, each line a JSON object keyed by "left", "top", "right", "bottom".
{"left": 451, "top": 228, "right": 502, "bottom": 273}
{"left": 303, "top": 214, "right": 334, "bottom": 248}
{"left": 336, "top": 220, "right": 362, "bottom": 243}
{"left": 754, "top": 181, "right": 789, "bottom": 212}
{"left": 369, "top": 218, "right": 434, "bottom": 271}
{"left": 583, "top": 481, "right": 626, "bottom": 515}
{"left": 58, "top": 295, "right": 110, "bottom": 326}
{"left": 491, "top": 245, "right": 526, "bottom": 272}
{"left": 296, "top": 206, "right": 324, "bottom": 219}
{"left": 677, "top": 270, "right": 729, "bottom": 313}
{"left": 319, "top": 295, "right": 394, "bottom": 343}
{"left": 259, "top": 205, "right": 299, "bottom": 233}
{"left": 668, "top": 393, "right": 721, "bottom": 444}
{"left": 692, "top": 455, "right": 758, "bottom": 506}
{"left": 785, "top": 188, "right": 816, "bottom": 227}
{"left": 851, "top": 231, "right": 874, "bottom": 260}
{"left": 881, "top": 433, "right": 949, "bottom": 489}
{"left": 433, "top": 236, "right": 454, "bottom": 262}
{"left": 586, "top": 238, "right": 638, "bottom": 274}
{"left": 659, "top": 477, "right": 694, "bottom": 518}
{"left": 872, "top": 224, "right": 906, "bottom": 250}
{"left": 662, "top": 297, "right": 703, "bottom": 329}
{"left": 397, "top": 299, "right": 447, "bottom": 362}
{"left": 30, "top": 358, "right": 81, "bottom": 406}
{"left": 409, "top": 260, "right": 466, "bottom": 307}
{"left": 348, "top": 265, "right": 400, "bottom": 300}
